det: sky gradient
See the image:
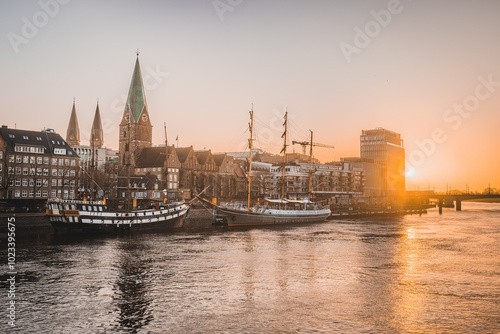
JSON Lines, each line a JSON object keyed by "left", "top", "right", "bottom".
{"left": 1, "top": 0, "right": 499, "bottom": 191}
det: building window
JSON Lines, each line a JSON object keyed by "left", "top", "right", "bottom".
{"left": 51, "top": 190, "right": 56, "bottom": 198}
{"left": 52, "top": 179, "right": 57, "bottom": 187}
{"left": 37, "top": 157, "right": 43, "bottom": 164}
{"left": 52, "top": 158, "right": 57, "bottom": 165}
{"left": 42, "top": 191, "right": 48, "bottom": 198}
{"left": 29, "top": 191, "right": 34, "bottom": 198}
{"left": 22, "top": 190, "right": 27, "bottom": 197}
{"left": 22, "top": 179, "right": 28, "bottom": 187}
{"left": 17, "top": 155, "right": 22, "bottom": 163}
{"left": 52, "top": 169, "right": 57, "bottom": 177}
{"left": 70, "top": 170, "right": 75, "bottom": 177}
{"left": 14, "top": 190, "right": 20, "bottom": 198}
{"left": 43, "top": 168, "right": 49, "bottom": 176}
{"left": 29, "top": 179, "right": 34, "bottom": 187}
{"left": 71, "top": 159, "right": 75, "bottom": 166}
{"left": 23, "top": 168, "right": 28, "bottom": 175}
{"left": 0, "top": 151, "right": 3, "bottom": 159}
{"left": 30, "top": 156, "right": 35, "bottom": 164}
{"left": 15, "top": 179, "right": 21, "bottom": 187}
{"left": 36, "top": 179, "right": 42, "bottom": 187}
{"left": 44, "top": 157, "right": 49, "bottom": 164}
{"left": 36, "top": 190, "right": 41, "bottom": 198}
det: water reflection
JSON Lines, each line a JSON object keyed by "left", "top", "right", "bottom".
{"left": 4, "top": 203, "right": 499, "bottom": 333}
{"left": 112, "top": 239, "right": 153, "bottom": 332}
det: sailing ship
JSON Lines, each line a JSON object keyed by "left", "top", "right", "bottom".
{"left": 197, "top": 107, "right": 330, "bottom": 227}
{"left": 47, "top": 55, "right": 189, "bottom": 233}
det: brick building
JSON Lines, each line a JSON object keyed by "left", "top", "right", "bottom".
{"left": 0, "top": 126, "right": 79, "bottom": 201}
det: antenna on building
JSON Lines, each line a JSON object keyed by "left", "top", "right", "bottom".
{"left": 136, "top": 48, "right": 140, "bottom": 57}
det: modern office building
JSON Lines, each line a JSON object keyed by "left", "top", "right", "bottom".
{"left": 360, "top": 128, "right": 405, "bottom": 205}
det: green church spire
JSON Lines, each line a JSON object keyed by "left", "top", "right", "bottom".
{"left": 126, "top": 54, "right": 148, "bottom": 123}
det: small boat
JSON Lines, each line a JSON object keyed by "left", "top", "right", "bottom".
{"left": 198, "top": 106, "right": 330, "bottom": 227}
{"left": 47, "top": 198, "right": 189, "bottom": 233}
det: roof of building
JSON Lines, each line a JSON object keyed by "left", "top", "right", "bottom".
{"left": 125, "top": 56, "right": 148, "bottom": 123}
{"left": 175, "top": 146, "right": 193, "bottom": 163}
{"left": 233, "top": 164, "right": 246, "bottom": 179}
{"left": 136, "top": 147, "right": 165, "bottom": 168}
{"left": 136, "top": 146, "right": 178, "bottom": 168}
{"left": 212, "top": 153, "right": 226, "bottom": 166}
{"left": 195, "top": 150, "right": 212, "bottom": 165}
{"left": 0, "top": 126, "right": 78, "bottom": 158}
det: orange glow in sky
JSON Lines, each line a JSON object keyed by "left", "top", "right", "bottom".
{"left": 1, "top": 1, "right": 499, "bottom": 192}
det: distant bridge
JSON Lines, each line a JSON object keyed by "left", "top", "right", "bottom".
{"left": 428, "top": 193, "right": 500, "bottom": 212}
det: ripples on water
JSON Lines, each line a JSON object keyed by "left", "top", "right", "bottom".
{"left": 2, "top": 202, "right": 499, "bottom": 333}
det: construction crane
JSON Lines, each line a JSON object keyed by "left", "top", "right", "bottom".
{"left": 292, "top": 138, "right": 335, "bottom": 154}
{"left": 292, "top": 130, "right": 335, "bottom": 197}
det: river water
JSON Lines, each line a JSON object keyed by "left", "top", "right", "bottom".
{"left": 1, "top": 202, "right": 499, "bottom": 333}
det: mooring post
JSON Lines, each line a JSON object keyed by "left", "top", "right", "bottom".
{"left": 456, "top": 199, "right": 461, "bottom": 211}
{"left": 438, "top": 198, "right": 443, "bottom": 214}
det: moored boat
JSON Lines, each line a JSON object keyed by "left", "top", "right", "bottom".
{"left": 47, "top": 198, "right": 189, "bottom": 233}
{"left": 199, "top": 196, "right": 330, "bottom": 227}
{"left": 199, "top": 106, "right": 330, "bottom": 227}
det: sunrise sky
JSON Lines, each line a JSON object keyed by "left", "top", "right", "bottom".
{"left": 1, "top": 0, "right": 499, "bottom": 191}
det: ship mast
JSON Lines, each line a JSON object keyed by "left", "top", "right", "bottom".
{"left": 280, "top": 111, "right": 288, "bottom": 199}
{"left": 247, "top": 104, "right": 254, "bottom": 211}
{"left": 126, "top": 113, "right": 131, "bottom": 212}
{"left": 90, "top": 125, "right": 95, "bottom": 201}
{"left": 308, "top": 129, "right": 313, "bottom": 198}
{"left": 164, "top": 122, "right": 169, "bottom": 201}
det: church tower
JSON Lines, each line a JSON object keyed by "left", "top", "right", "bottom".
{"left": 91, "top": 101, "right": 104, "bottom": 148}
{"left": 66, "top": 99, "right": 80, "bottom": 146}
{"left": 119, "top": 54, "right": 153, "bottom": 167}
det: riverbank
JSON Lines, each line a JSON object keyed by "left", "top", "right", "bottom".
{"left": 1, "top": 206, "right": 431, "bottom": 236}
{"left": 0, "top": 208, "right": 215, "bottom": 237}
